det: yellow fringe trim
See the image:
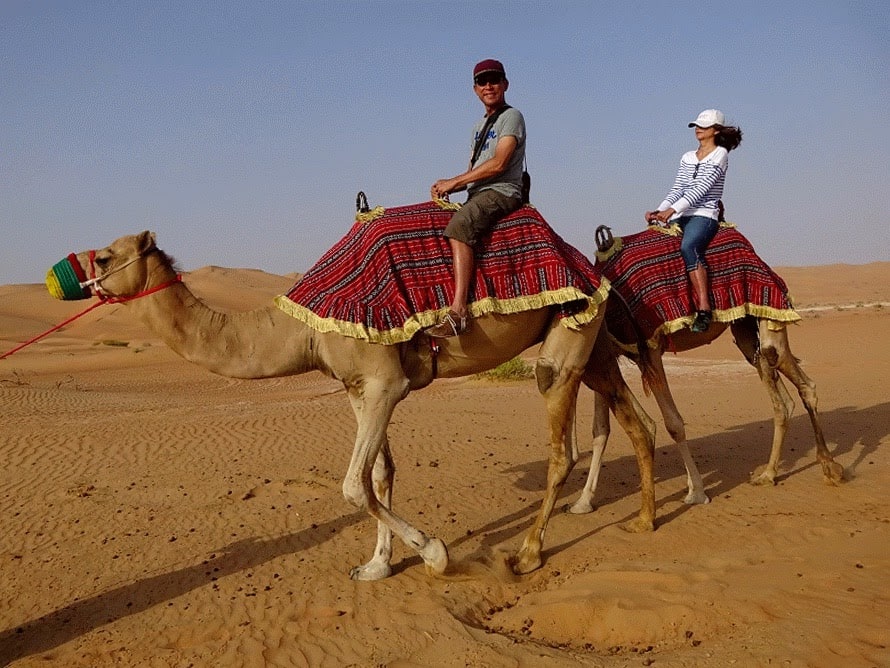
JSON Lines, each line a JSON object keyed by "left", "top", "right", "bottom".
{"left": 355, "top": 206, "right": 386, "bottom": 224}
{"left": 274, "top": 280, "right": 610, "bottom": 345}
{"left": 433, "top": 197, "right": 462, "bottom": 211}
{"left": 647, "top": 219, "right": 737, "bottom": 238}
{"left": 607, "top": 303, "right": 801, "bottom": 355}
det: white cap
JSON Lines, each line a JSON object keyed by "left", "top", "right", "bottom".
{"left": 688, "top": 109, "right": 725, "bottom": 128}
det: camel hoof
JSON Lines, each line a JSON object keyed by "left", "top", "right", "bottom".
{"left": 749, "top": 471, "right": 777, "bottom": 487}
{"left": 565, "top": 500, "right": 596, "bottom": 515}
{"left": 621, "top": 516, "right": 655, "bottom": 534}
{"left": 684, "top": 491, "right": 711, "bottom": 505}
{"left": 822, "top": 461, "right": 845, "bottom": 486}
{"left": 420, "top": 538, "right": 449, "bottom": 576}
{"left": 510, "top": 551, "right": 542, "bottom": 575}
{"left": 349, "top": 560, "right": 392, "bottom": 581}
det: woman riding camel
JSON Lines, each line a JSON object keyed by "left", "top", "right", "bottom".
{"left": 646, "top": 109, "right": 743, "bottom": 333}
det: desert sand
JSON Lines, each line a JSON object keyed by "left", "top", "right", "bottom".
{"left": 1, "top": 257, "right": 888, "bottom": 667}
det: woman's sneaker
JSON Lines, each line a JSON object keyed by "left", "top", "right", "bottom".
{"left": 690, "top": 310, "right": 712, "bottom": 333}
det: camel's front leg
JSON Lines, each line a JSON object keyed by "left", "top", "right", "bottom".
{"left": 748, "top": 342, "right": 796, "bottom": 486}
{"left": 345, "top": 388, "right": 396, "bottom": 580}
{"left": 643, "top": 351, "right": 709, "bottom": 504}
{"left": 342, "top": 379, "right": 448, "bottom": 581}
{"left": 513, "top": 322, "right": 598, "bottom": 575}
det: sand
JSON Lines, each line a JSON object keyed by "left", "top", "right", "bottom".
{"left": 1, "top": 260, "right": 888, "bottom": 667}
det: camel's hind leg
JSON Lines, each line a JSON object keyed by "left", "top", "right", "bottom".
{"left": 758, "top": 321, "right": 844, "bottom": 485}
{"left": 516, "top": 324, "right": 657, "bottom": 574}
{"left": 566, "top": 390, "right": 611, "bottom": 514}
{"left": 731, "top": 318, "right": 794, "bottom": 485}
{"left": 342, "top": 374, "right": 448, "bottom": 581}
{"left": 511, "top": 318, "right": 599, "bottom": 575}
{"left": 731, "top": 319, "right": 843, "bottom": 486}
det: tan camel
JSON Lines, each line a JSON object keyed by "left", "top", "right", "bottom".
{"left": 568, "top": 306, "right": 846, "bottom": 516}
{"left": 59, "top": 231, "right": 657, "bottom": 580}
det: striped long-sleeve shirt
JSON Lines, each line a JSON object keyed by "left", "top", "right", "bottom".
{"left": 658, "top": 146, "right": 728, "bottom": 221}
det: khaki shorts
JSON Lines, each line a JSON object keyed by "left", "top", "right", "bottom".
{"left": 444, "top": 189, "right": 523, "bottom": 246}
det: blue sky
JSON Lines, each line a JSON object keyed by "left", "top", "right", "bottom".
{"left": 2, "top": 1, "right": 888, "bottom": 285}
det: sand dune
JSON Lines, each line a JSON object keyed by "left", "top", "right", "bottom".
{"left": 1, "top": 261, "right": 888, "bottom": 667}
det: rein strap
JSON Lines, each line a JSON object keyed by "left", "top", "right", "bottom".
{"left": 1, "top": 275, "right": 182, "bottom": 360}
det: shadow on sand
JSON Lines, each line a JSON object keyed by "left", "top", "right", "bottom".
{"left": 0, "top": 511, "right": 364, "bottom": 665}
{"left": 1, "top": 402, "right": 886, "bottom": 664}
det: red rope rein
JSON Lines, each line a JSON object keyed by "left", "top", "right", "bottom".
{"left": 0, "top": 275, "right": 182, "bottom": 360}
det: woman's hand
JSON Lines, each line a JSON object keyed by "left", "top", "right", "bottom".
{"left": 645, "top": 210, "right": 659, "bottom": 224}
{"left": 654, "top": 208, "right": 676, "bottom": 224}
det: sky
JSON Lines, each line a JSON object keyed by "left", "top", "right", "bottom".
{"left": 2, "top": 1, "right": 889, "bottom": 285}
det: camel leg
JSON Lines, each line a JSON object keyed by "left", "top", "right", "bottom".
{"left": 342, "top": 376, "right": 448, "bottom": 581}
{"left": 749, "top": 338, "right": 793, "bottom": 485}
{"left": 511, "top": 319, "right": 599, "bottom": 575}
{"left": 513, "top": 322, "right": 656, "bottom": 575}
{"left": 581, "top": 335, "right": 657, "bottom": 534}
{"left": 572, "top": 345, "right": 707, "bottom": 511}
{"left": 566, "top": 390, "right": 611, "bottom": 514}
{"left": 344, "top": 390, "right": 396, "bottom": 580}
{"left": 731, "top": 318, "right": 798, "bottom": 485}
{"left": 644, "top": 351, "right": 709, "bottom": 505}
{"left": 761, "top": 324, "right": 844, "bottom": 485}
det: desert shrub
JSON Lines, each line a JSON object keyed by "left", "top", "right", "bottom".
{"left": 477, "top": 357, "right": 534, "bottom": 381}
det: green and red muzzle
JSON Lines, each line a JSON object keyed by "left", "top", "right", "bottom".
{"left": 46, "top": 252, "right": 98, "bottom": 300}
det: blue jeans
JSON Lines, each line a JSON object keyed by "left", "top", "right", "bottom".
{"left": 677, "top": 215, "right": 719, "bottom": 271}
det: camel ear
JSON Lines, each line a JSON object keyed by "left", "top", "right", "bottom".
{"left": 135, "top": 231, "right": 157, "bottom": 255}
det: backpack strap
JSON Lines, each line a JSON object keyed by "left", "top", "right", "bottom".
{"left": 470, "top": 104, "right": 511, "bottom": 165}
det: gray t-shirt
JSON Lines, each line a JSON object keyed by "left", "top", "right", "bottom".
{"left": 467, "top": 107, "right": 526, "bottom": 199}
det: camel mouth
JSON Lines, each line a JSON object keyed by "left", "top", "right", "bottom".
{"left": 46, "top": 255, "right": 92, "bottom": 300}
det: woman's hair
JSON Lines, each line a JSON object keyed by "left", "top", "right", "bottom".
{"left": 714, "top": 125, "right": 743, "bottom": 151}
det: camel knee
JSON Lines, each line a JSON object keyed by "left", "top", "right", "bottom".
{"left": 535, "top": 359, "right": 556, "bottom": 393}
{"left": 664, "top": 418, "right": 686, "bottom": 444}
{"left": 535, "top": 356, "right": 585, "bottom": 393}
{"left": 761, "top": 345, "right": 780, "bottom": 369}
{"left": 797, "top": 378, "right": 818, "bottom": 410}
{"left": 342, "top": 478, "right": 370, "bottom": 511}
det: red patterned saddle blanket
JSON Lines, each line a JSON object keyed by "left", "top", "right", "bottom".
{"left": 275, "top": 200, "right": 608, "bottom": 344}
{"left": 596, "top": 224, "right": 799, "bottom": 348}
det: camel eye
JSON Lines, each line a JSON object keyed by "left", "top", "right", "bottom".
{"left": 95, "top": 255, "right": 111, "bottom": 268}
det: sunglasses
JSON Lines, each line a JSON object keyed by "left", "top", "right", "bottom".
{"left": 474, "top": 73, "right": 504, "bottom": 86}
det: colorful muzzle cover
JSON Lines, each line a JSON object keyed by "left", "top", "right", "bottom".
{"left": 46, "top": 254, "right": 92, "bottom": 300}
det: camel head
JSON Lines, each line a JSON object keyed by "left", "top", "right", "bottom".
{"left": 46, "top": 231, "right": 178, "bottom": 301}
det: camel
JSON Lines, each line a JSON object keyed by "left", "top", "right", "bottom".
{"left": 567, "top": 228, "right": 845, "bottom": 515}
{"left": 55, "top": 230, "right": 657, "bottom": 580}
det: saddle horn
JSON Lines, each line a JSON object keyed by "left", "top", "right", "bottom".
{"left": 356, "top": 191, "right": 370, "bottom": 213}
{"left": 595, "top": 225, "right": 615, "bottom": 253}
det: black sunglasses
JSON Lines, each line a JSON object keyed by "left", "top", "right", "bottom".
{"left": 474, "top": 73, "right": 504, "bottom": 86}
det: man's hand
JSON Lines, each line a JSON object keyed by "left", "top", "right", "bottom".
{"left": 431, "top": 179, "right": 455, "bottom": 199}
